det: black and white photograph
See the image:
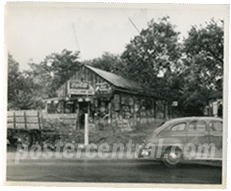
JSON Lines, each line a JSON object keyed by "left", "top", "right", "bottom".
{"left": 2, "top": 1, "right": 229, "bottom": 188}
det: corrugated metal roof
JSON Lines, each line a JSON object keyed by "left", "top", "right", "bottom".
{"left": 85, "top": 65, "right": 159, "bottom": 97}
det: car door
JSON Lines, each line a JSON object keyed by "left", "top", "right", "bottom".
{"left": 185, "top": 119, "right": 209, "bottom": 159}
{"left": 158, "top": 122, "right": 187, "bottom": 148}
{"left": 208, "top": 120, "right": 222, "bottom": 159}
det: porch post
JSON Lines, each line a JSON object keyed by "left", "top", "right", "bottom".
{"left": 84, "top": 113, "right": 89, "bottom": 146}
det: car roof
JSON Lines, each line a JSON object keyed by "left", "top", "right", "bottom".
{"left": 165, "top": 117, "right": 222, "bottom": 123}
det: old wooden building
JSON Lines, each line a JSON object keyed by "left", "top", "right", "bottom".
{"left": 44, "top": 64, "right": 167, "bottom": 132}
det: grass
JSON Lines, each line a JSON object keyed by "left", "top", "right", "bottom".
{"left": 40, "top": 118, "right": 165, "bottom": 147}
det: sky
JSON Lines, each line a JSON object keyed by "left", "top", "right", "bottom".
{"left": 4, "top": 2, "right": 229, "bottom": 71}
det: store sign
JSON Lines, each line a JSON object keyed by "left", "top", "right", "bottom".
{"left": 68, "top": 80, "right": 94, "bottom": 95}
{"left": 172, "top": 101, "right": 178, "bottom": 106}
{"left": 95, "top": 83, "right": 112, "bottom": 94}
{"left": 69, "top": 81, "right": 89, "bottom": 89}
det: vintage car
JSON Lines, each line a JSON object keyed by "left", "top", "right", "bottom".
{"left": 139, "top": 117, "right": 223, "bottom": 168}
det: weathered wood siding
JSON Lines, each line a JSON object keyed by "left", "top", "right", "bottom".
{"left": 56, "top": 65, "right": 112, "bottom": 97}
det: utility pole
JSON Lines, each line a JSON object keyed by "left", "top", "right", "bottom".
{"left": 121, "top": 9, "right": 140, "bottom": 33}
{"left": 72, "top": 23, "right": 81, "bottom": 61}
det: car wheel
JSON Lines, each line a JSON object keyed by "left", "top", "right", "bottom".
{"left": 162, "top": 147, "right": 182, "bottom": 168}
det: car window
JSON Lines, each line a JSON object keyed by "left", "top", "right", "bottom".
{"left": 209, "top": 121, "right": 223, "bottom": 132}
{"left": 188, "top": 120, "right": 206, "bottom": 132}
{"left": 171, "top": 123, "right": 186, "bottom": 131}
{"left": 153, "top": 120, "right": 173, "bottom": 134}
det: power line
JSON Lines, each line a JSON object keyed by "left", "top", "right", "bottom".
{"left": 72, "top": 23, "right": 82, "bottom": 60}
{"left": 121, "top": 9, "right": 140, "bottom": 33}
{"left": 128, "top": 17, "right": 140, "bottom": 33}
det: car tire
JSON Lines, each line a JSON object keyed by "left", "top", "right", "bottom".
{"left": 162, "top": 147, "right": 182, "bottom": 168}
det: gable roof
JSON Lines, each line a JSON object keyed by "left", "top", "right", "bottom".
{"left": 85, "top": 65, "right": 162, "bottom": 98}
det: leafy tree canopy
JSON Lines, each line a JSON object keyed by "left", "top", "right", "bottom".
{"left": 7, "top": 18, "right": 224, "bottom": 116}
{"left": 8, "top": 53, "right": 39, "bottom": 110}
{"left": 121, "top": 16, "right": 183, "bottom": 100}
{"left": 178, "top": 19, "right": 224, "bottom": 115}
{"left": 83, "top": 52, "right": 125, "bottom": 76}
{"left": 183, "top": 19, "right": 224, "bottom": 91}
{"left": 25, "top": 49, "right": 81, "bottom": 98}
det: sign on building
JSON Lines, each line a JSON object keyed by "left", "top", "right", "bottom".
{"left": 95, "top": 83, "right": 112, "bottom": 94}
{"left": 68, "top": 80, "right": 95, "bottom": 95}
{"left": 172, "top": 101, "right": 178, "bottom": 107}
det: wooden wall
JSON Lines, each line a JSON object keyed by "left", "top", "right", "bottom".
{"left": 57, "top": 65, "right": 111, "bottom": 98}
{"left": 53, "top": 65, "right": 167, "bottom": 132}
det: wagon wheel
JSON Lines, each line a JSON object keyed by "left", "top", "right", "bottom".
{"left": 8, "top": 138, "right": 18, "bottom": 145}
{"left": 89, "top": 134, "right": 97, "bottom": 144}
{"left": 97, "top": 137, "right": 107, "bottom": 144}
{"left": 20, "top": 132, "right": 33, "bottom": 148}
{"left": 75, "top": 133, "right": 84, "bottom": 144}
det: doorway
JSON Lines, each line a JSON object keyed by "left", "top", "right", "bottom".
{"left": 78, "top": 102, "right": 89, "bottom": 129}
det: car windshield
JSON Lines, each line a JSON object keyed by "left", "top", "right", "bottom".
{"left": 154, "top": 120, "right": 174, "bottom": 135}
{"left": 145, "top": 120, "right": 172, "bottom": 141}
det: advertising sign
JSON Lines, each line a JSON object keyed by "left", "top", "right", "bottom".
{"left": 95, "top": 83, "right": 112, "bottom": 94}
{"left": 172, "top": 101, "right": 178, "bottom": 106}
{"left": 68, "top": 80, "right": 94, "bottom": 95}
{"left": 69, "top": 81, "right": 89, "bottom": 89}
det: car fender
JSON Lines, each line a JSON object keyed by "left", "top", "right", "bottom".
{"left": 145, "top": 138, "right": 185, "bottom": 155}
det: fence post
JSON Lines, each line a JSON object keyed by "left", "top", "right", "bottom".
{"left": 133, "top": 97, "right": 136, "bottom": 126}
{"left": 75, "top": 106, "right": 79, "bottom": 131}
{"left": 24, "top": 111, "right": 27, "bottom": 129}
{"left": 37, "top": 111, "right": 41, "bottom": 130}
{"left": 40, "top": 110, "right": 44, "bottom": 130}
{"left": 84, "top": 113, "right": 89, "bottom": 146}
{"left": 13, "top": 111, "right": 16, "bottom": 129}
{"left": 154, "top": 100, "right": 157, "bottom": 119}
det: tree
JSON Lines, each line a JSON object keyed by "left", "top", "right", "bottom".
{"left": 26, "top": 49, "right": 81, "bottom": 98}
{"left": 7, "top": 50, "right": 81, "bottom": 110}
{"left": 83, "top": 52, "right": 125, "bottom": 75}
{"left": 8, "top": 53, "right": 21, "bottom": 103}
{"left": 177, "top": 65, "right": 210, "bottom": 116}
{"left": 121, "top": 16, "right": 183, "bottom": 100}
{"left": 47, "top": 49, "right": 81, "bottom": 91}
{"left": 120, "top": 17, "right": 224, "bottom": 116}
{"left": 183, "top": 19, "right": 224, "bottom": 91}
{"left": 7, "top": 53, "right": 37, "bottom": 110}
{"left": 179, "top": 19, "right": 224, "bottom": 115}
